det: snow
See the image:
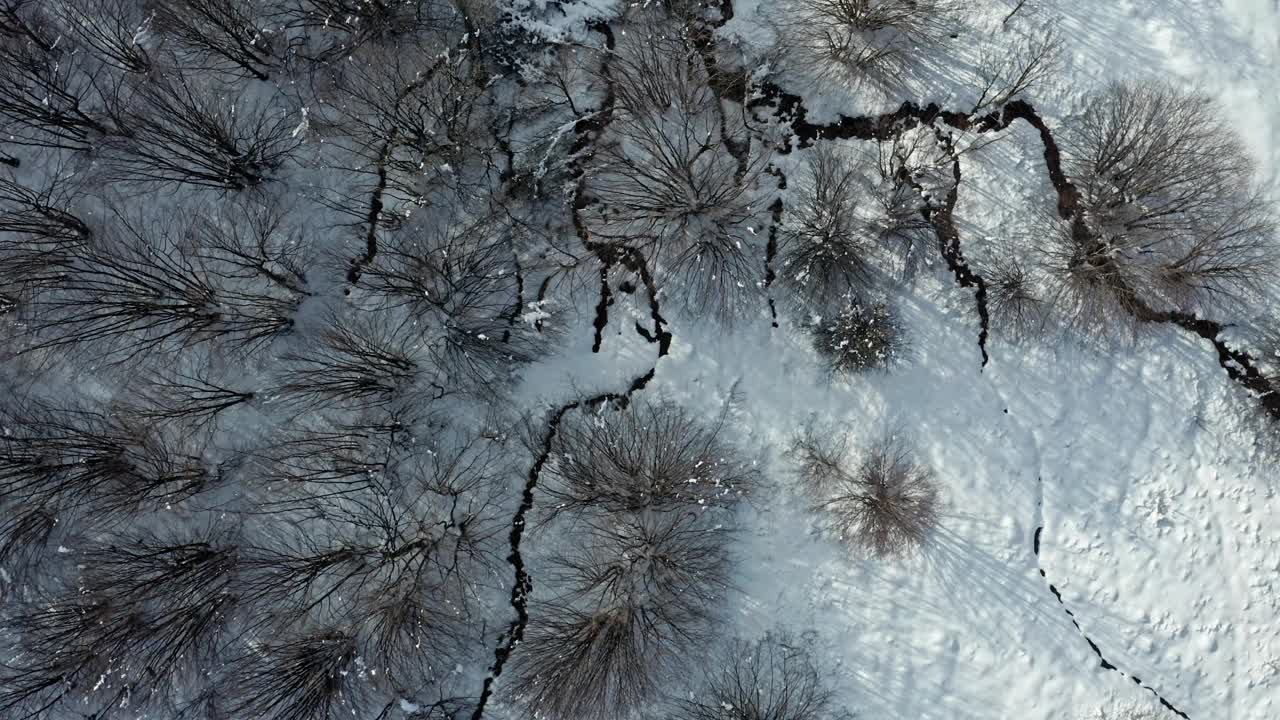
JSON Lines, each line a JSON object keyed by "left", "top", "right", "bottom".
{"left": 0, "top": 0, "right": 1275, "bottom": 718}
{"left": 506, "top": 1, "right": 1280, "bottom": 718}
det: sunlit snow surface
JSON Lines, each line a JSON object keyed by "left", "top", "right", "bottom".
{"left": 511, "top": 1, "right": 1280, "bottom": 718}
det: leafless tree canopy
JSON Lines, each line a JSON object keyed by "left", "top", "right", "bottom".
{"left": 970, "top": 29, "right": 1061, "bottom": 112}
{"left": 0, "top": 526, "right": 241, "bottom": 716}
{"left": 539, "top": 398, "right": 760, "bottom": 520}
{"left": 10, "top": 207, "right": 306, "bottom": 362}
{"left": 779, "top": 146, "right": 877, "bottom": 309}
{"left": 353, "top": 211, "right": 550, "bottom": 392}
{"left": 273, "top": 0, "right": 470, "bottom": 59}
{"left": 513, "top": 395, "right": 759, "bottom": 720}
{"left": 152, "top": 0, "right": 280, "bottom": 80}
{"left": 791, "top": 424, "right": 939, "bottom": 557}
{"left": 109, "top": 71, "right": 301, "bottom": 189}
{"left": 0, "top": 400, "right": 217, "bottom": 519}
{"left": 983, "top": 250, "right": 1045, "bottom": 339}
{"left": 784, "top": 0, "right": 960, "bottom": 90}
{"left": 587, "top": 26, "right": 772, "bottom": 321}
{"left": 1049, "top": 81, "right": 1278, "bottom": 325}
{"left": 0, "top": 26, "right": 129, "bottom": 152}
{"left": 674, "top": 633, "right": 836, "bottom": 720}
{"left": 53, "top": 0, "right": 154, "bottom": 74}
{"left": 779, "top": 141, "right": 934, "bottom": 311}
{"left": 275, "top": 310, "right": 423, "bottom": 410}
{"left": 515, "top": 510, "right": 733, "bottom": 720}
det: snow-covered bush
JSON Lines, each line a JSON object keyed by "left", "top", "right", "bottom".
{"left": 674, "top": 632, "right": 837, "bottom": 720}
{"left": 791, "top": 424, "right": 939, "bottom": 557}
{"left": 810, "top": 297, "right": 903, "bottom": 374}
{"left": 1047, "top": 81, "right": 1278, "bottom": 327}
{"left": 538, "top": 398, "right": 761, "bottom": 521}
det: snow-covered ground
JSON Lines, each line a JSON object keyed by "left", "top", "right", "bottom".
{"left": 0, "top": 1, "right": 1275, "bottom": 719}
{"left": 514, "top": 1, "right": 1280, "bottom": 718}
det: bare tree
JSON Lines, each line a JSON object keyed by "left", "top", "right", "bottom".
{"left": 123, "top": 366, "right": 256, "bottom": 432}
{"left": 983, "top": 250, "right": 1045, "bottom": 339}
{"left": 0, "top": 400, "right": 217, "bottom": 517}
{"left": 674, "top": 633, "right": 836, "bottom": 720}
{"left": 0, "top": 527, "right": 241, "bottom": 718}
{"left": 315, "top": 42, "right": 490, "bottom": 184}
{"left": 0, "top": 165, "right": 92, "bottom": 250}
{"left": 970, "top": 28, "right": 1061, "bottom": 113}
{"left": 193, "top": 197, "right": 312, "bottom": 296}
{"left": 1049, "top": 81, "right": 1278, "bottom": 327}
{"left": 538, "top": 398, "right": 760, "bottom": 521}
{"left": 152, "top": 0, "right": 281, "bottom": 80}
{"left": 778, "top": 145, "right": 876, "bottom": 310}
{"left": 273, "top": 310, "right": 425, "bottom": 410}
{"left": 783, "top": 0, "right": 960, "bottom": 91}
{"left": 515, "top": 510, "right": 733, "bottom": 720}
{"left": 790, "top": 423, "right": 939, "bottom": 557}
{"left": 354, "top": 211, "right": 549, "bottom": 393}
{"left": 273, "top": 0, "right": 467, "bottom": 59}
{"left": 0, "top": 501, "right": 60, "bottom": 593}
{"left": 109, "top": 71, "right": 301, "bottom": 189}
{"left": 0, "top": 29, "right": 130, "bottom": 151}
{"left": 810, "top": 297, "right": 904, "bottom": 375}
{"left": 870, "top": 130, "right": 946, "bottom": 280}
{"left": 52, "top": 0, "right": 154, "bottom": 74}
{"left": 241, "top": 431, "right": 507, "bottom": 688}
{"left": 16, "top": 211, "right": 302, "bottom": 362}
{"left": 587, "top": 27, "right": 772, "bottom": 321}
{"left": 220, "top": 628, "right": 373, "bottom": 720}
{"left": 0, "top": 0, "right": 57, "bottom": 50}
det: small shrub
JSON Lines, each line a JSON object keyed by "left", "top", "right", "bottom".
{"left": 791, "top": 424, "right": 939, "bottom": 557}
{"left": 985, "top": 252, "right": 1045, "bottom": 339}
{"left": 811, "top": 298, "right": 903, "bottom": 374}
